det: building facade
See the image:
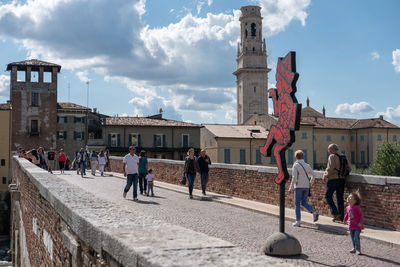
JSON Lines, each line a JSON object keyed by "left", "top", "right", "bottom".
{"left": 7, "top": 59, "right": 61, "bottom": 151}
{"left": 0, "top": 103, "right": 11, "bottom": 191}
{"left": 201, "top": 124, "right": 269, "bottom": 165}
{"left": 233, "top": 6, "right": 270, "bottom": 125}
{"left": 104, "top": 116, "right": 202, "bottom": 159}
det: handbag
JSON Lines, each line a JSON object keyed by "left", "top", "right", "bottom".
{"left": 180, "top": 173, "right": 187, "bottom": 185}
{"left": 298, "top": 163, "right": 312, "bottom": 197}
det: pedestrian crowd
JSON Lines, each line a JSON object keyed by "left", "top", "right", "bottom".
{"left": 18, "top": 146, "right": 111, "bottom": 177}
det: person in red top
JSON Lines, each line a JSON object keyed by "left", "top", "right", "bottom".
{"left": 58, "top": 149, "right": 66, "bottom": 174}
{"left": 344, "top": 192, "right": 364, "bottom": 255}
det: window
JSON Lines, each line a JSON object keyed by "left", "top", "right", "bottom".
{"left": 350, "top": 136, "right": 354, "bottom": 142}
{"left": 351, "top": 152, "right": 355, "bottom": 164}
{"left": 224, "top": 149, "right": 230, "bottom": 163}
{"left": 304, "top": 149, "right": 308, "bottom": 163}
{"left": 313, "top": 135, "right": 316, "bottom": 141}
{"left": 240, "top": 149, "right": 246, "bottom": 164}
{"left": 2, "top": 177, "right": 6, "bottom": 184}
{"left": 30, "top": 120, "right": 39, "bottom": 135}
{"left": 377, "top": 134, "right": 382, "bottom": 141}
{"left": 43, "top": 72, "right": 52, "bottom": 83}
{"left": 256, "top": 150, "right": 262, "bottom": 164}
{"left": 360, "top": 135, "right": 364, "bottom": 142}
{"left": 302, "top": 132, "right": 307, "bottom": 139}
{"left": 109, "top": 133, "right": 120, "bottom": 147}
{"left": 361, "top": 151, "right": 365, "bottom": 164}
{"left": 31, "top": 71, "right": 39, "bottom": 82}
{"left": 154, "top": 134, "right": 165, "bottom": 147}
{"left": 341, "top": 136, "right": 345, "bottom": 141}
{"left": 253, "top": 87, "right": 256, "bottom": 93}
{"left": 129, "top": 133, "right": 138, "bottom": 146}
{"left": 182, "top": 134, "right": 189, "bottom": 147}
{"left": 326, "top": 135, "right": 331, "bottom": 141}
{"left": 74, "top": 117, "right": 85, "bottom": 123}
{"left": 57, "top": 116, "right": 68, "bottom": 123}
{"left": 57, "top": 131, "right": 67, "bottom": 140}
{"left": 288, "top": 149, "right": 293, "bottom": 165}
{"left": 31, "top": 92, "right": 39, "bottom": 107}
{"left": 1, "top": 159, "right": 5, "bottom": 166}
{"left": 74, "top": 131, "right": 85, "bottom": 141}
{"left": 394, "top": 135, "right": 397, "bottom": 142}
{"left": 17, "top": 71, "right": 26, "bottom": 82}
{"left": 251, "top": 23, "right": 256, "bottom": 36}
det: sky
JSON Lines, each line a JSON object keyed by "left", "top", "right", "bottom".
{"left": 0, "top": 0, "right": 399, "bottom": 125}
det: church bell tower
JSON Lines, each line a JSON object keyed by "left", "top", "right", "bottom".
{"left": 233, "top": 6, "right": 270, "bottom": 124}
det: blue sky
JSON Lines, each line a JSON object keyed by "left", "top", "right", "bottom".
{"left": 0, "top": 0, "right": 399, "bottom": 125}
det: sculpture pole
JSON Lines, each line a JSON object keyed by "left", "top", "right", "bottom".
{"left": 260, "top": 51, "right": 302, "bottom": 256}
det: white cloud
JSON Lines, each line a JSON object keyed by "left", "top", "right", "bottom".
{"left": 335, "top": 101, "right": 375, "bottom": 115}
{"left": 197, "top": 1, "right": 205, "bottom": 15}
{"left": 371, "top": 51, "right": 380, "bottom": 60}
{"left": 377, "top": 105, "right": 400, "bottom": 126}
{"left": 0, "top": 74, "right": 9, "bottom": 95}
{"left": 76, "top": 70, "right": 90, "bottom": 83}
{"left": 392, "top": 49, "right": 400, "bottom": 73}
{"left": 259, "top": 0, "right": 311, "bottom": 36}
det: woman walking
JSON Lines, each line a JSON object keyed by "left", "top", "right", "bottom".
{"left": 58, "top": 149, "right": 66, "bottom": 174}
{"left": 98, "top": 150, "right": 107, "bottom": 176}
{"left": 289, "top": 150, "right": 319, "bottom": 227}
{"left": 138, "top": 150, "right": 148, "bottom": 195}
{"left": 183, "top": 148, "right": 198, "bottom": 199}
{"left": 38, "top": 147, "right": 47, "bottom": 170}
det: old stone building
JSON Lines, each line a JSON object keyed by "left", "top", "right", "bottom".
{"left": 0, "top": 103, "right": 11, "bottom": 191}
{"left": 233, "top": 6, "right": 270, "bottom": 125}
{"left": 104, "top": 115, "right": 202, "bottom": 159}
{"left": 7, "top": 59, "right": 61, "bottom": 151}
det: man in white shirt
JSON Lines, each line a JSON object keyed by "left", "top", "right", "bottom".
{"left": 122, "top": 146, "right": 140, "bottom": 201}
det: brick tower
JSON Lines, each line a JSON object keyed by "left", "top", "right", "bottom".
{"left": 233, "top": 6, "right": 270, "bottom": 124}
{"left": 7, "top": 59, "right": 61, "bottom": 151}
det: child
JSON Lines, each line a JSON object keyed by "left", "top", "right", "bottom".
{"left": 146, "top": 169, "right": 155, "bottom": 197}
{"left": 343, "top": 192, "right": 364, "bottom": 255}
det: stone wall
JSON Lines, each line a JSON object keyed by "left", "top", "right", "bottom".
{"left": 110, "top": 157, "right": 400, "bottom": 231}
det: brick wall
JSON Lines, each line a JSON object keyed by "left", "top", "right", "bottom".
{"left": 110, "top": 157, "right": 400, "bottom": 231}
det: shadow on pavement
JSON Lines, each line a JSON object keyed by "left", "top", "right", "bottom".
{"left": 360, "top": 253, "right": 400, "bottom": 266}
{"left": 290, "top": 254, "right": 346, "bottom": 267}
{"left": 129, "top": 199, "right": 159, "bottom": 205}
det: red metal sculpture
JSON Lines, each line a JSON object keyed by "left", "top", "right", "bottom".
{"left": 260, "top": 51, "right": 301, "bottom": 184}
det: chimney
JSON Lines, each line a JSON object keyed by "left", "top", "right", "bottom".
{"left": 322, "top": 106, "right": 326, "bottom": 117}
{"left": 93, "top": 108, "right": 97, "bottom": 113}
{"left": 306, "top": 97, "right": 310, "bottom": 107}
{"left": 379, "top": 115, "right": 384, "bottom": 120}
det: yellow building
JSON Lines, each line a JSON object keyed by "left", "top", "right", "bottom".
{"left": 0, "top": 103, "right": 11, "bottom": 191}
{"left": 246, "top": 100, "right": 400, "bottom": 169}
{"left": 200, "top": 124, "right": 269, "bottom": 165}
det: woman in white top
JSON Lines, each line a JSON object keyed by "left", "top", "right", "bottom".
{"left": 98, "top": 150, "right": 107, "bottom": 176}
{"left": 289, "top": 150, "right": 319, "bottom": 227}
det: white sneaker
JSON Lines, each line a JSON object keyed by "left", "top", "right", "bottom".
{"left": 356, "top": 250, "right": 362, "bottom": 255}
{"left": 123, "top": 191, "right": 127, "bottom": 198}
{"left": 292, "top": 221, "right": 301, "bottom": 227}
{"left": 350, "top": 248, "right": 356, "bottom": 253}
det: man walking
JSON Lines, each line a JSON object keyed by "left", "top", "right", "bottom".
{"left": 123, "top": 146, "right": 140, "bottom": 201}
{"left": 197, "top": 149, "right": 211, "bottom": 196}
{"left": 47, "top": 147, "right": 56, "bottom": 173}
{"left": 323, "top": 143, "right": 349, "bottom": 222}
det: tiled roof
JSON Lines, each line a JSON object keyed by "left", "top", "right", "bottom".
{"left": 351, "top": 118, "right": 399, "bottom": 129}
{"left": 0, "top": 103, "right": 11, "bottom": 110}
{"left": 301, "top": 117, "right": 358, "bottom": 129}
{"left": 203, "top": 124, "right": 268, "bottom": 139}
{"left": 7, "top": 59, "right": 61, "bottom": 72}
{"left": 301, "top": 106, "right": 324, "bottom": 118}
{"left": 104, "top": 117, "right": 201, "bottom": 127}
{"left": 57, "top": 102, "right": 91, "bottom": 111}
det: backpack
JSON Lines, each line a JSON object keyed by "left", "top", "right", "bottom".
{"left": 335, "top": 153, "right": 350, "bottom": 178}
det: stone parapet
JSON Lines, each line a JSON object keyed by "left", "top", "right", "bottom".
{"left": 110, "top": 156, "right": 400, "bottom": 231}
{"left": 10, "top": 156, "right": 290, "bottom": 266}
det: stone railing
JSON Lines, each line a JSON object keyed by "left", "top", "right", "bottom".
{"left": 9, "top": 156, "right": 286, "bottom": 266}
{"left": 110, "top": 156, "right": 400, "bottom": 231}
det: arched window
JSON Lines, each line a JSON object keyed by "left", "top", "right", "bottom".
{"left": 251, "top": 23, "right": 256, "bottom": 37}
{"left": 245, "top": 29, "right": 248, "bottom": 39}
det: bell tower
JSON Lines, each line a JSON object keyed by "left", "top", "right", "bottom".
{"left": 233, "top": 6, "right": 270, "bottom": 124}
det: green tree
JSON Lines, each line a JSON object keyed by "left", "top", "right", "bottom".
{"left": 370, "top": 142, "right": 400, "bottom": 176}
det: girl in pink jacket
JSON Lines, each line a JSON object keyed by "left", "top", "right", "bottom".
{"left": 344, "top": 192, "right": 364, "bottom": 255}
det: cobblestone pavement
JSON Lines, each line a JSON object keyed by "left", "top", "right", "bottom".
{"left": 58, "top": 171, "right": 400, "bottom": 267}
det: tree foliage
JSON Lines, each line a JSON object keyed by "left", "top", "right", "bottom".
{"left": 370, "top": 142, "right": 400, "bottom": 177}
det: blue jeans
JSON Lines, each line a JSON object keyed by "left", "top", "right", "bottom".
{"left": 350, "top": 229, "right": 361, "bottom": 250}
{"left": 200, "top": 172, "right": 209, "bottom": 193}
{"left": 325, "top": 178, "right": 345, "bottom": 220}
{"left": 139, "top": 173, "right": 147, "bottom": 194}
{"left": 80, "top": 161, "right": 86, "bottom": 175}
{"left": 124, "top": 173, "right": 139, "bottom": 199}
{"left": 294, "top": 188, "right": 314, "bottom": 221}
{"left": 187, "top": 172, "right": 196, "bottom": 196}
